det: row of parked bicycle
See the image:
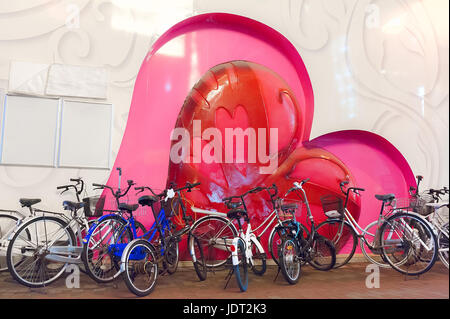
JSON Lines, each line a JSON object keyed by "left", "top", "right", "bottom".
{"left": 0, "top": 169, "right": 448, "bottom": 296}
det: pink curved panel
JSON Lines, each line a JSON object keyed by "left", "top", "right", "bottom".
{"left": 308, "top": 130, "right": 416, "bottom": 253}
{"left": 104, "top": 13, "right": 314, "bottom": 225}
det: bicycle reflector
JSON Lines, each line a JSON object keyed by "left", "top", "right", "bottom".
{"left": 230, "top": 245, "right": 236, "bottom": 252}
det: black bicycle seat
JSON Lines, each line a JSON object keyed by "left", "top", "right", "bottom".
{"left": 375, "top": 194, "right": 395, "bottom": 202}
{"left": 227, "top": 208, "right": 248, "bottom": 220}
{"left": 118, "top": 203, "right": 139, "bottom": 212}
{"left": 138, "top": 195, "right": 159, "bottom": 207}
{"left": 19, "top": 198, "right": 41, "bottom": 207}
{"left": 63, "top": 201, "right": 84, "bottom": 211}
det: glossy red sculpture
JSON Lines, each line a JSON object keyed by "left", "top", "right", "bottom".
{"left": 167, "top": 61, "right": 360, "bottom": 258}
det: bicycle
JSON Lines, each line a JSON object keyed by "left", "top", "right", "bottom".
{"left": 188, "top": 184, "right": 295, "bottom": 271}
{"left": 316, "top": 180, "right": 439, "bottom": 276}
{"left": 120, "top": 182, "right": 207, "bottom": 296}
{"left": 277, "top": 179, "right": 336, "bottom": 285}
{"left": 408, "top": 176, "right": 448, "bottom": 268}
{"left": 82, "top": 168, "right": 147, "bottom": 283}
{"left": 5, "top": 178, "right": 96, "bottom": 287}
{"left": 0, "top": 178, "right": 87, "bottom": 272}
{"left": 220, "top": 186, "right": 274, "bottom": 292}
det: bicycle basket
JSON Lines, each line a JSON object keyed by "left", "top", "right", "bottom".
{"left": 396, "top": 196, "right": 434, "bottom": 216}
{"left": 82, "top": 195, "right": 106, "bottom": 217}
{"left": 278, "top": 198, "right": 301, "bottom": 221}
{"left": 320, "top": 195, "right": 344, "bottom": 218}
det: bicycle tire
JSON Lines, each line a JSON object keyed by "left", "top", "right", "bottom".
{"left": 163, "top": 235, "right": 179, "bottom": 274}
{"left": 189, "top": 215, "right": 237, "bottom": 268}
{"left": 233, "top": 238, "right": 248, "bottom": 292}
{"left": 437, "top": 222, "right": 449, "bottom": 268}
{"left": 6, "top": 215, "right": 76, "bottom": 288}
{"left": 191, "top": 235, "right": 207, "bottom": 281}
{"left": 279, "top": 235, "right": 301, "bottom": 284}
{"left": 308, "top": 234, "right": 336, "bottom": 271}
{"left": 380, "top": 212, "right": 438, "bottom": 276}
{"left": 122, "top": 239, "right": 158, "bottom": 297}
{"left": 250, "top": 240, "right": 266, "bottom": 276}
{"left": 316, "top": 218, "right": 357, "bottom": 268}
{"left": 82, "top": 214, "right": 133, "bottom": 283}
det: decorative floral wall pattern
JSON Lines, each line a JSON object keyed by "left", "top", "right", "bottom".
{"left": 0, "top": 0, "right": 447, "bottom": 215}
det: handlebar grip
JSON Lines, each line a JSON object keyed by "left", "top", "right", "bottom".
{"left": 354, "top": 187, "right": 365, "bottom": 192}
{"left": 340, "top": 180, "right": 349, "bottom": 186}
{"left": 222, "top": 196, "right": 231, "bottom": 202}
{"left": 191, "top": 182, "right": 201, "bottom": 187}
{"left": 92, "top": 183, "right": 105, "bottom": 188}
{"left": 70, "top": 178, "right": 81, "bottom": 182}
{"left": 56, "top": 185, "right": 68, "bottom": 190}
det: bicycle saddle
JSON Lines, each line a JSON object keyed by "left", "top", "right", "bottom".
{"left": 19, "top": 198, "right": 41, "bottom": 207}
{"left": 227, "top": 208, "right": 248, "bottom": 221}
{"left": 138, "top": 195, "right": 159, "bottom": 207}
{"left": 63, "top": 201, "right": 84, "bottom": 211}
{"left": 375, "top": 194, "right": 395, "bottom": 202}
{"left": 118, "top": 203, "right": 139, "bottom": 212}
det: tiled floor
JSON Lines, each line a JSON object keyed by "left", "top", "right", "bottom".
{"left": 0, "top": 262, "right": 448, "bottom": 299}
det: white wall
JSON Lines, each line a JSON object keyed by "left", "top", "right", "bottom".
{"left": 0, "top": 0, "right": 448, "bottom": 212}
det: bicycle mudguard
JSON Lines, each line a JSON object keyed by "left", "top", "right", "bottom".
{"left": 82, "top": 213, "right": 127, "bottom": 244}
{"left": 231, "top": 237, "right": 244, "bottom": 265}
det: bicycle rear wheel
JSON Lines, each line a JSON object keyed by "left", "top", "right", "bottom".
{"left": 190, "top": 216, "right": 237, "bottom": 268}
{"left": 122, "top": 239, "right": 158, "bottom": 297}
{"left": 191, "top": 235, "right": 207, "bottom": 281}
{"left": 308, "top": 234, "right": 336, "bottom": 271}
{"left": 6, "top": 216, "right": 75, "bottom": 288}
{"left": 233, "top": 238, "right": 248, "bottom": 292}
{"left": 163, "top": 235, "right": 179, "bottom": 274}
{"left": 279, "top": 236, "right": 301, "bottom": 284}
{"left": 380, "top": 213, "right": 438, "bottom": 276}
{"left": 316, "top": 219, "right": 357, "bottom": 268}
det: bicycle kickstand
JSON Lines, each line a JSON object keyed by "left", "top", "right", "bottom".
{"left": 274, "top": 266, "right": 281, "bottom": 282}
{"left": 224, "top": 268, "right": 234, "bottom": 290}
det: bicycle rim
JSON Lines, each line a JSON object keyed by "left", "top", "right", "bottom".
{"left": 279, "top": 237, "right": 300, "bottom": 284}
{"left": 234, "top": 239, "right": 248, "bottom": 292}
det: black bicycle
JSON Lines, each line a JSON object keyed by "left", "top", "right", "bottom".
{"left": 277, "top": 179, "right": 336, "bottom": 285}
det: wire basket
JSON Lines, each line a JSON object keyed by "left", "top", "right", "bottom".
{"left": 395, "top": 195, "right": 435, "bottom": 216}
{"left": 320, "top": 194, "right": 344, "bottom": 218}
{"left": 277, "top": 198, "right": 301, "bottom": 221}
{"left": 82, "top": 195, "right": 106, "bottom": 217}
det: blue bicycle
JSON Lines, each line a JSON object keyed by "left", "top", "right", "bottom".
{"left": 120, "top": 182, "right": 207, "bottom": 296}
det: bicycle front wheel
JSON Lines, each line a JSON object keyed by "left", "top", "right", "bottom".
{"left": 279, "top": 236, "right": 301, "bottom": 285}
{"left": 437, "top": 222, "right": 449, "bottom": 269}
{"left": 250, "top": 240, "right": 266, "bottom": 276}
{"left": 6, "top": 215, "right": 75, "bottom": 288}
{"left": 122, "top": 239, "right": 158, "bottom": 297}
{"left": 189, "top": 216, "right": 237, "bottom": 268}
{"left": 308, "top": 234, "right": 336, "bottom": 271}
{"left": 380, "top": 213, "right": 438, "bottom": 276}
{"left": 82, "top": 215, "right": 133, "bottom": 283}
